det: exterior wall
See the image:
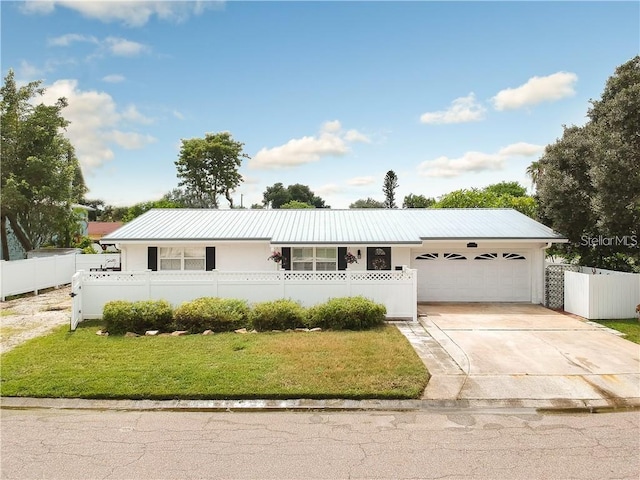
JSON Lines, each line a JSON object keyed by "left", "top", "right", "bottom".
{"left": 119, "top": 242, "right": 414, "bottom": 272}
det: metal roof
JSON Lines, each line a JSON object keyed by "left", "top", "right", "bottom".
{"left": 101, "top": 208, "right": 566, "bottom": 244}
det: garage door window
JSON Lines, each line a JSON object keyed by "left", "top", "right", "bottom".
{"left": 416, "top": 253, "right": 439, "bottom": 260}
{"left": 444, "top": 253, "right": 467, "bottom": 260}
{"left": 474, "top": 253, "right": 497, "bottom": 260}
{"left": 503, "top": 253, "right": 526, "bottom": 260}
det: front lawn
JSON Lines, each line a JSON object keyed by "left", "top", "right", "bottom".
{"left": 0, "top": 321, "right": 428, "bottom": 400}
{"left": 593, "top": 319, "right": 640, "bottom": 344}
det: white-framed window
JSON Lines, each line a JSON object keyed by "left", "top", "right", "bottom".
{"left": 291, "top": 247, "right": 337, "bottom": 271}
{"left": 159, "top": 247, "right": 205, "bottom": 271}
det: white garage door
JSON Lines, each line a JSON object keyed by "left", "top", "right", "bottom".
{"left": 413, "top": 252, "right": 531, "bottom": 302}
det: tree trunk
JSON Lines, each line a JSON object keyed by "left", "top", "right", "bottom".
{"left": 1, "top": 215, "right": 10, "bottom": 261}
{"left": 225, "top": 188, "right": 234, "bottom": 208}
{"left": 6, "top": 214, "right": 33, "bottom": 253}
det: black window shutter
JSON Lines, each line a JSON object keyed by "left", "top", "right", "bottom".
{"left": 338, "top": 247, "right": 347, "bottom": 270}
{"left": 147, "top": 247, "right": 158, "bottom": 271}
{"left": 281, "top": 247, "right": 291, "bottom": 270}
{"left": 206, "top": 247, "right": 216, "bottom": 271}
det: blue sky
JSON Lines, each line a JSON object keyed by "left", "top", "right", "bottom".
{"left": 2, "top": 1, "right": 638, "bottom": 209}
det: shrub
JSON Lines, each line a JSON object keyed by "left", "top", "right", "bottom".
{"left": 173, "top": 297, "right": 250, "bottom": 333}
{"left": 307, "top": 296, "right": 386, "bottom": 330}
{"left": 251, "top": 299, "right": 307, "bottom": 331}
{"left": 103, "top": 300, "right": 173, "bottom": 335}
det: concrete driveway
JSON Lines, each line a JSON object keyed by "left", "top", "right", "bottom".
{"left": 416, "top": 303, "right": 640, "bottom": 408}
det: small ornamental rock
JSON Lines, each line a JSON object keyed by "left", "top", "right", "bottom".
{"left": 309, "top": 327, "right": 322, "bottom": 332}
{"left": 171, "top": 330, "right": 189, "bottom": 336}
{"left": 295, "top": 328, "right": 309, "bottom": 332}
{"left": 125, "top": 332, "right": 140, "bottom": 337}
{"left": 271, "top": 329, "right": 283, "bottom": 333}
{"left": 96, "top": 330, "right": 109, "bottom": 336}
{"left": 234, "top": 328, "right": 248, "bottom": 334}
{"left": 145, "top": 330, "right": 159, "bottom": 336}
{"left": 250, "top": 329, "right": 258, "bottom": 334}
{"left": 202, "top": 330, "right": 214, "bottom": 335}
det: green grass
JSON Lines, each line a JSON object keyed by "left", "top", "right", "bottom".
{"left": 593, "top": 318, "right": 640, "bottom": 344}
{"left": 0, "top": 321, "right": 428, "bottom": 400}
{"left": 0, "top": 309, "right": 17, "bottom": 317}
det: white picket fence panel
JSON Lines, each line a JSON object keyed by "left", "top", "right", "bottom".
{"left": 564, "top": 269, "right": 640, "bottom": 319}
{"left": 0, "top": 254, "right": 121, "bottom": 301}
{"left": 70, "top": 268, "right": 418, "bottom": 330}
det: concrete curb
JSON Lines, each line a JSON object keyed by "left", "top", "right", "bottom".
{"left": 2, "top": 396, "right": 639, "bottom": 414}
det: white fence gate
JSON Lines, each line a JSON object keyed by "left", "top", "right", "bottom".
{"left": 70, "top": 269, "right": 418, "bottom": 330}
{"left": 564, "top": 268, "right": 640, "bottom": 319}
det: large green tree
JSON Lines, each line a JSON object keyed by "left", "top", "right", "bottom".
{"left": 433, "top": 183, "right": 537, "bottom": 219}
{"left": 382, "top": 170, "right": 399, "bottom": 208}
{"left": 402, "top": 193, "right": 435, "bottom": 208}
{"left": 262, "top": 183, "right": 327, "bottom": 208}
{"left": 1, "top": 69, "right": 86, "bottom": 259}
{"left": 349, "top": 197, "right": 385, "bottom": 209}
{"left": 175, "top": 132, "right": 248, "bottom": 208}
{"left": 536, "top": 56, "right": 639, "bottom": 270}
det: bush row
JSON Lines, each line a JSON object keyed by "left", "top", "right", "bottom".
{"left": 102, "top": 296, "right": 386, "bottom": 335}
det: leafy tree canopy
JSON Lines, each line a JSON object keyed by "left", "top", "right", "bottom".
{"left": 349, "top": 198, "right": 385, "bottom": 209}
{"left": 280, "top": 200, "right": 315, "bottom": 209}
{"left": 402, "top": 194, "right": 435, "bottom": 208}
{"left": 433, "top": 183, "right": 537, "bottom": 219}
{"left": 536, "top": 56, "right": 639, "bottom": 271}
{"left": 175, "top": 132, "right": 248, "bottom": 209}
{"left": 262, "top": 183, "right": 328, "bottom": 208}
{"left": 1, "top": 69, "right": 86, "bottom": 259}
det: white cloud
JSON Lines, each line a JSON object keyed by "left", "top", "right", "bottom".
{"left": 38, "top": 79, "right": 157, "bottom": 169}
{"left": 16, "top": 60, "right": 44, "bottom": 80}
{"left": 314, "top": 184, "right": 343, "bottom": 196}
{"left": 418, "top": 142, "right": 543, "bottom": 178}
{"left": 344, "top": 129, "right": 371, "bottom": 143}
{"left": 102, "top": 74, "right": 125, "bottom": 83}
{"left": 420, "top": 93, "right": 486, "bottom": 124}
{"left": 48, "top": 33, "right": 97, "bottom": 47}
{"left": 20, "top": 0, "right": 223, "bottom": 27}
{"left": 249, "top": 121, "right": 370, "bottom": 170}
{"left": 172, "top": 110, "right": 185, "bottom": 120}
{"left": 347, "top": 176, "right": 376, "bottom": 186}
{"left": 105, "top": 37, "right": 149, "bottom": 56}
{"left": 121, "top": 105, "right": 154, "bottom": 125}
{"left": 492, "top": 72, "right": 578, "bottom": 111}
{"left": 108, "top": 131, "right": 156, "bottom": 150}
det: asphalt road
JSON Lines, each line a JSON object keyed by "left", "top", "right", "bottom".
{"left": 1, "top": 408, "right": 638, "bottom": 479}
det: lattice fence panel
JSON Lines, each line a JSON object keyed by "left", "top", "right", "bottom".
{"left": 545, "top": 264, "right": 580, "bottom": 309}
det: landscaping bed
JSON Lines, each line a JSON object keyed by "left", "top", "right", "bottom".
{"left": 0, "top": 321, "right": 428, "bottom": 400}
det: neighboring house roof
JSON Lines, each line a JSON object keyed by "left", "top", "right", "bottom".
{"left": 101, "top": 209, "right": 566, "bottom": 245}
{"left": 88, "top": 222, "right": 124, "bottom": 239}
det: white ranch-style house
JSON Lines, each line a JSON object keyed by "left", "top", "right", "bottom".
{"left": 70, "top": 208, "right": 566, "bottom": 329}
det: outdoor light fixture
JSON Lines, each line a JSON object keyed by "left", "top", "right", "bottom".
{"left": 467, "top": 242, "right": 478, "bottom": 248}
{"left": 357, "top": 249, "right": 361, "bottom": 259}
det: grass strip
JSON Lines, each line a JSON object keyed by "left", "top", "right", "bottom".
{"left": 0, "top": 321, "right": 428, "bottom": 400}
{"left": 593, "top": 318, "right": 640, "bottom": 344}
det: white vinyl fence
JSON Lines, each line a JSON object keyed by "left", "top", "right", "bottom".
{"left": 70, "top": 269, "right": 418, "bottom": 330}
{"left": 564, "top": 268, "right": 640, "bottom": 319}
{"left": 0, "top": 254, "right": 121, "bottom": 301}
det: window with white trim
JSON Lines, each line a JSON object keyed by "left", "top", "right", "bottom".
{"left": 159, "top": 247, "right": 205, "bottom": 271}
{"left": 292, "top": 247, "right": 337, "bottom": 271}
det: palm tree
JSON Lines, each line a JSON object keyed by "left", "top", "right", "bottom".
{"left": 526, "top": 161, "right": 544, "bottom": 191}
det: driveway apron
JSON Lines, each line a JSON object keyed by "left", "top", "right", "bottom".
{"left": 413, "top": 303, "right": 640, "bottom": 407}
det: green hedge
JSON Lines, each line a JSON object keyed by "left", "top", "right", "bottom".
{"left": 251, "top": 299, "right": 307, "bottom": 331}
{"left": 307, "top": 296, "right": 386, "bottom": 330}
{"left": 103, "top": 299, "right": 173, "bottom": 335}
{"left": 102, "top": 296, "right": 387, "bottom": 335}
{"left": 172, "top": 297, "right": 250, "bottom": 333}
